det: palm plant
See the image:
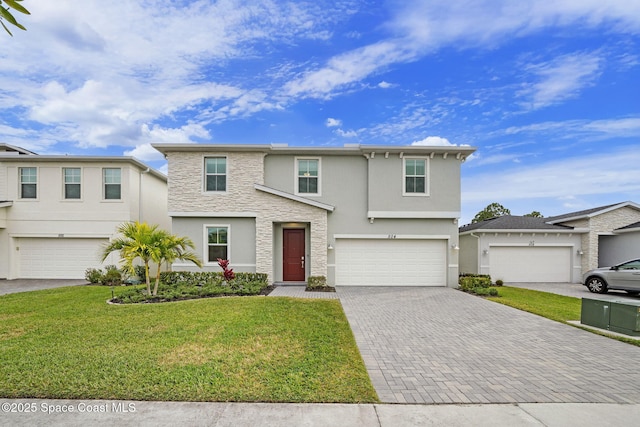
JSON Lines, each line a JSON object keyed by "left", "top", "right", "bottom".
{"left": 101, "top": 221, "right": 163, "bottom": 296}
{"left": 152, "top": 232, "right": 202, "bottom": 296}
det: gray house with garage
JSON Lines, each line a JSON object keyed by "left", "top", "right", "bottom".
{"left": 152, "top": 143, "right": 476, "bottom": 287}
{"left": 459, "top": 201, "right": 640, "bottom": 283}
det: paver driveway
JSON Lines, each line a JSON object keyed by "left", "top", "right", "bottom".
{"left": 337, "top": 286, "right": 640, "bottom": 404}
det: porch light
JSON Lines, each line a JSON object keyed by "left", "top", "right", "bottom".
{"left": 577, "top": 249, "right": 584, "bottom": 256}
{"left": 451, "top": 244, "right": 460, "bottom": 251}
{"left": 482, "top": 249, "right": 489, "bottom": 256}
{"left": 328, "top": 244, "right": 334, "bottom": 250}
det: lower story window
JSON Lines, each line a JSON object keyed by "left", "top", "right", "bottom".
{"left": 207, "top": 226, "right": 228, "bottom": 262}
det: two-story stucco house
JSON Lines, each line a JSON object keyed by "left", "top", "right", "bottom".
{"left": 0, "top": 144, "right": 169, "bottom": 280}
{"left": 152, "top": 143, "right": 476, "bottom": 287}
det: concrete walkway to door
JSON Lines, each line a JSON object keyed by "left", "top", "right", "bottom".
{"left": 337, "top": 286, "right": 640, "bottom": 404}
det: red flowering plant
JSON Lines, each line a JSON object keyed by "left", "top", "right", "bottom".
{"left": 217, "top": 258, "right": 235, "bottom": 282}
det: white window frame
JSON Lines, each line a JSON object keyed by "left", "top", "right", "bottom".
{"left": 62, "top": 167, "right": 82, "bottom": 200}
{"left": 204, "top": 224, "right": 231, "bottom": 265}
{"left": 19, "top": 167, "right": 38, "bottom": 200}
{"left": 402, "top": 157, "right": 429, "bottom": 197}
{"left": 103, "top": 168, "right": 122, "bottom": 201}
{"left": 295, "top": 157, "right": 321, "bottom": 196}
{"left": 203, "top": 156, "right": 228, "bottom": 193}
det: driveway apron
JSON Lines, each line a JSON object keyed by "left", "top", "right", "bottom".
{"left": 337, "top": 286, "right": 640, "bottom": 404}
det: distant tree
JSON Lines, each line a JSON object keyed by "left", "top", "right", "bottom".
{"left": 472, "top": 203, "right": 511, "bottom": 223}
{"left": 524, "top": 211, "right": 543, "bottom": 218}
{"left": 1, "top": 0, "right": 30, "bottom": 36}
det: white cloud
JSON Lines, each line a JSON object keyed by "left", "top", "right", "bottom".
{"left": 411, "top": 136, "right": 455, "bottom": 146}
{"left": 378, "top": 81, "right": 393, "bottom": 89}
{"left": 336, "top": 128, "right": 358, "bottom": 138}
{"left": 284, "top": 40, "right": 416, "bottom": 98}
{"left": 518, "top": 52, "right": 603, "bottom": 109}
{"left": 326, "top": 118, "right": 342, "bottom": 127}
{"left": 462, "top": 147, "right": 640, "bottom": 204}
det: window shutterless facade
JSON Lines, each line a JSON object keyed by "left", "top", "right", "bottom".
{"left": 103, "top": 168, "right": 121, "bottom": 200}
{"left": 205, "top": 157, "right": 227, "bottom": 192}
{"left": 296, "top": 158, "right": 320, "bottom": 195}
{"left": 403, "top": 158, "right": 428, "bottom": 195}
{"left": 206, "top": 225, "right": 229, "bottom": 262}
{"left": 63, "top": 167, "right": 81, "bottom": 199}
{"left": 19, "top": 167, "right": 37, "bottom": 199}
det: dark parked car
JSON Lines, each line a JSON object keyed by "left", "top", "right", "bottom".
{"left": 583, "top": 259, "right": 640, "bottom": 294}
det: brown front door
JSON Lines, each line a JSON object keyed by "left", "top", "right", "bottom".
{"left": 283, "top": 229, "right": 305, "bottom": 281}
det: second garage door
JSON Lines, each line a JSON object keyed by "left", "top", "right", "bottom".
{"left": 336, "top": 238, "right": 447, "bottom": 286}
{"left": 18, "top": 237, "right": 108, "bottom": 279}
{"left": 489, "top": 246, "right": 571, "bottom": 283}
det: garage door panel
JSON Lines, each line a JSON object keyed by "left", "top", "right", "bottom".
{"left": 336, "top": 239, "right": 446, "bottom": 286}
{"left": 490, "top": 246, "right": 571, "bottom": 283}
{"left": 18, "top": 238, "right": 108, "bottom": 279}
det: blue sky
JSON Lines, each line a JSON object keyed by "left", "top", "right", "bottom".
{"left": 1, "top": 0, "right": 638, "bottom": 224}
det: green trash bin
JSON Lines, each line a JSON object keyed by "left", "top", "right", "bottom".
{"left": 581, "top": 298, "right": 610, "bottom": 330}
{"left": 609, "top": 300, "right": 640, "bottom": 337}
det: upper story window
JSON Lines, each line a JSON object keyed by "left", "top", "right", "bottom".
{"left": 206, "top": 225, "right": 229, "bottom": 262}
{"left": 103, "top": 168, "right": 121, "bottom": 200}
{"left": 63, "top": 167, "right": 81, "bottom": 199}
{"left": 19, "top": 167, "right": 37, "bottom": 199}
{"left": 205, "top": 157, "right": 226, "bottom": 192}
{"left": 296, "top": 158, "right": 320, "bottom": 195}
{"left": 403, "top": 158, "right": 428, "bottom": 196}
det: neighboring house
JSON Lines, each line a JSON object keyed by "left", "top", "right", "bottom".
{"left": 152, "top": 143, "right": 476, "bottom": 287}
{"left": 0, "top": 144, "right": 168, "bottom": 280}
{"left": 599, "top": 221, "right": 640, "bottom": 267}
{"left": 459, "top": 202, "right": 640, "bottom": 283}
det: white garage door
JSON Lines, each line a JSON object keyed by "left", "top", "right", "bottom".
{"left": 336, "top": 239, "right": 447, "bottom": 286}
{"left": 18, "top": 238, "right": 108, "bottom": 279}
{"left": 490, "top": 246, "right": 571, "bottom": 283}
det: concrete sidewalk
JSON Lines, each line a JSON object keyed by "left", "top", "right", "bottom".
{"left": 1, "top": 399, "right": 639, "bottom": 427}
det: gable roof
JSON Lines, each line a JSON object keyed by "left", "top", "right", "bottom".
{"left": 546, "top": 201, "right": 640, "bottom": 224}
{"left": 615, "top": 221, "right": 640, "bottom": 233}
{"left": 459, "top": 215, "right": 574, "bottom": 233}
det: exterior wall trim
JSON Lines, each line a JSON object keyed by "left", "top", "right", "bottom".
{"left": 334, "top": 234, "right": 451, "bottom": 239}
{"left": 254, "top": 183, "right": 335, "bottom": 211}
{"left": 170, "top": 211, "right": 257, "bottom": 218}
{"left": 367, "top": 211, "right": 460, "bottom": 219}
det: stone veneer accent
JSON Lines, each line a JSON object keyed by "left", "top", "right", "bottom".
{"left": 563, "top": 207, "right": 640, "bottom": 273}
{"left": 167, "top": 151, "right": 328, "bottom": 282}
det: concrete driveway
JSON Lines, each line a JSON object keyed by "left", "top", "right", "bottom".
{"left": 0, "top": 279, "right": 87, "bottom": 295}
{"left": 337, "top": 286, "right": 640, "bottom": 404}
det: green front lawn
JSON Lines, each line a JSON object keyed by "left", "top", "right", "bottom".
{"left": 0, "top": 286, "right": 378, "bottom": 403}
{"left": 487, "top": 286, "right": 581, "bottom": 322}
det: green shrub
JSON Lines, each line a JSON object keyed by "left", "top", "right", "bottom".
{"left": 85, "top": 268, "right": 104, "bottom": 284}
{"left": 458, "top": 274, "right": 492, "bottom": 291}
{"left": 307, "top": 276, "right": 328, "bottom": 289}
{"left": 102, "top": 265, "right": 123, "bottom": 286}
{"left": 471, "top": 287, "right": 499, "bottom": 297}
{"left": 495, "top": 279, "right": 504, "bottom": 286}
{"left": 111, "top": 271, "right": 270, "bottom": 304}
